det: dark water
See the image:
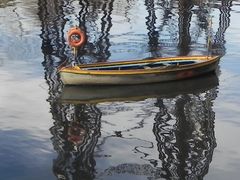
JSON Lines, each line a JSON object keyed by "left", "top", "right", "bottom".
{"left": 0, "top": 0, "right": 240, "bottom": 179}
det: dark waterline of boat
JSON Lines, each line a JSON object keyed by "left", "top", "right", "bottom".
{"left": 0, "top": 0, "right": 240, "bottom": 179}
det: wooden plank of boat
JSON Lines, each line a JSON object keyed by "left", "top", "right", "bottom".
{"left": 60, "top": 73, "right": 219, "bottom": 104}
{"left": 59, "top": 55, "right": 220, "bottom": 85}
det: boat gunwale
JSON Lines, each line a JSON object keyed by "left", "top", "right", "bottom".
{"left": 60, "top": 56, "right": 220, "bottom": 75}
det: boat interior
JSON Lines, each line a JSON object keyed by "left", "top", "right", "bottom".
{"left": 82, "top": 60, "right": 202, "bottom": 71}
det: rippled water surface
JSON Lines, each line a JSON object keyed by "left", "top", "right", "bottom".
{"left": 0, "top": 0, "right": 240, "bottom": 179}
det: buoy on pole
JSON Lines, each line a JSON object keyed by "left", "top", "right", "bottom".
{"left": 67, "top": 27, "right": 86, "bottom": 57}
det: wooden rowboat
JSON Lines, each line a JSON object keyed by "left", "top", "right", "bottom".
{"left": 60, "top": 73, "right": 218, "bottom": 104}
{"left": 59, "top": 55, "right": 220, "bottom": 85}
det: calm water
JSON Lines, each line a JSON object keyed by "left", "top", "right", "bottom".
{"left": 0, "top": 0, "right": 240, "bottom": 179}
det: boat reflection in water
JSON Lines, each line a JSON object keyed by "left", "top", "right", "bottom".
{"left": 52, "top": 73, "right": 219, "bottom": 179}
{"left": 60, "top": 73, "right": 218, "bottom": 104}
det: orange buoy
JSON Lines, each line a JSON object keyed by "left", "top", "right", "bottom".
{"left": 67, "top": 27, "right": 86, "bottom": 48}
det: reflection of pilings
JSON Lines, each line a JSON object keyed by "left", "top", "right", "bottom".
{"left": 73, "top": 0, "right": 91, "bottom": 63}
{"left": 78, "top": 0, "right": 89, "bottom": 30}
{"left": 51, "top": 104, "right": 102, "bottom": 180}
{"left": 96, "top": 0, "right": 114, "bottom": 61}
{"left": 76, "top": 0, "right": 114, "bottom": 63}
{"left": 38, "top": 0, "right": 67, "bottom": 101}
{"left": 178, "top": 0, "right": 193, "bottom": 56}
{"left": 212, "top": 0, "right": 232, "bottom": 55}
{"left": 38, "top": 0, "right": 67, "bottom": 58}
{"left": 174, "top": 95, "right": 192, "bottom": 178}
{"left": 38, "top": 1, "right": 103, "bottom": 179}
{"left": 145, "top": 0, "right": 161, "bottom": 57}
{"left": 153, "top": 87, "right": 217, "bottom": 179}
{"left": 153, "top": 99, "right": 175, "bottom": 178}
{"left": 38, "top": 0, "right": 69, "bottom": 143}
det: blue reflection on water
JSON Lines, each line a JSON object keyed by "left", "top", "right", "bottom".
{"left": 0, "top": 129, "right": 55, "bottom": 180}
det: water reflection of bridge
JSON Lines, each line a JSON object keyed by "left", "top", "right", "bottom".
{"left": 38, "top": 0, "right": 231, "bottom": 179}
